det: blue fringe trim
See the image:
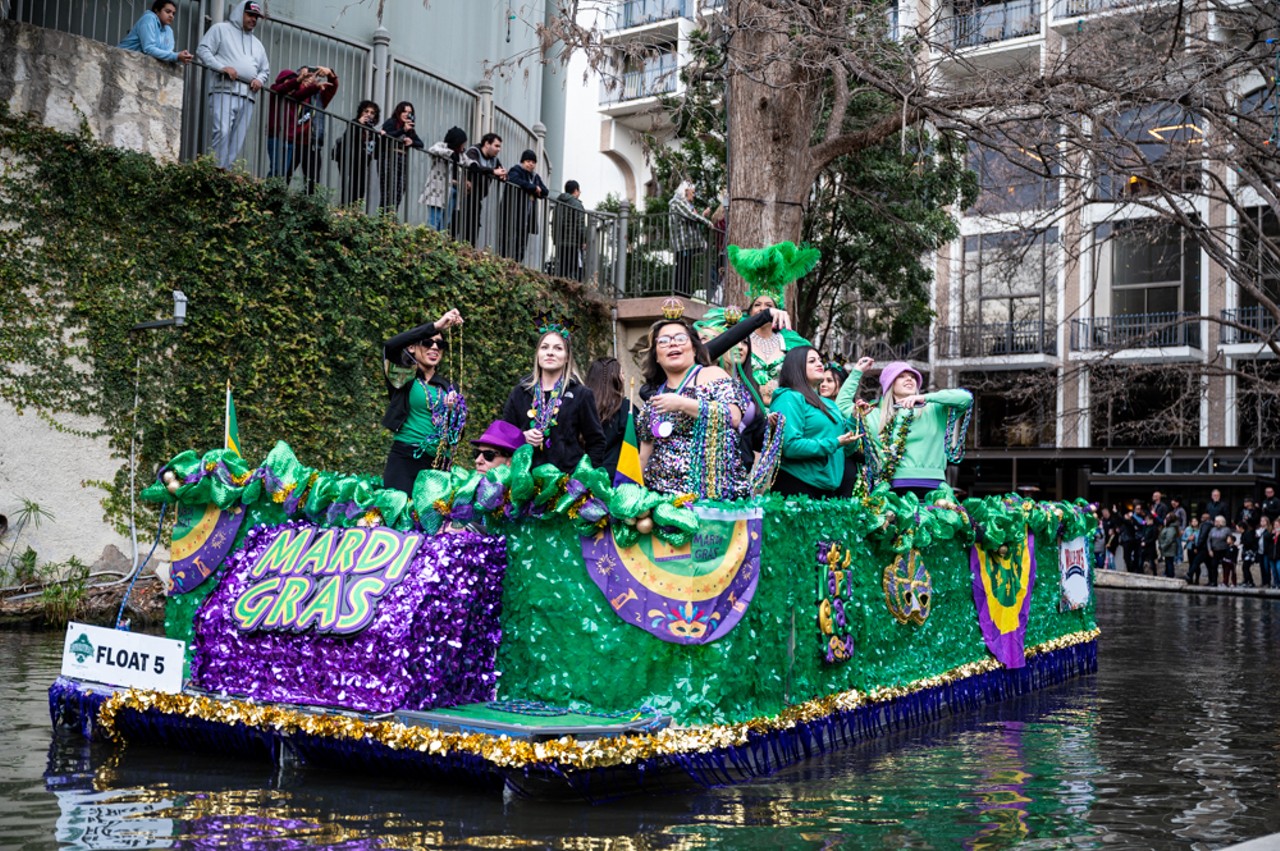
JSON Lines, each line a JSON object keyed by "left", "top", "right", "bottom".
{"left": 46, "top": 641, "right": 1096, "bottom": 802}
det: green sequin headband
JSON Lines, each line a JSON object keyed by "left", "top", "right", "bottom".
{"left": 536, "top": 317, "right": 573, "bottom": 340}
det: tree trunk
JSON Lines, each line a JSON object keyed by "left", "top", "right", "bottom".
{"left": 723, "top": 2, "right": 817, "bottom": 305}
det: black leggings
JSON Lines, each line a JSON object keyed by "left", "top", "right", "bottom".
{"left": 774, "top": 469, "right": 838, "bottom": 500}
{"left": 382, "top": 440, "right": 450, "bottom": 494}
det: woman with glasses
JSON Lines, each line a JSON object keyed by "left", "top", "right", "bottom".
{"left": 500, "top": 325, "right": 607, "bottom": 473}
{"left": 638, "top": 317, "right": 749, "bottom": 500}
{"left": 380, "top": 308, "right": 465, "bottom": 494}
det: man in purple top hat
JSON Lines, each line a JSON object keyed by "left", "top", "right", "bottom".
{"left": 471, "top": 420, "right": 524, "bottom": 474}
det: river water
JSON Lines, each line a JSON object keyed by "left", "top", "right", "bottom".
{"left": 2, "top": 590, "right": 1278, "bottom": 850}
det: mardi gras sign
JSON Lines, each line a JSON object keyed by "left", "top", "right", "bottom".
{"left": 581, "top": 505, "right": 762, "bottom": 644}
{"left": 817, "top": 542, "right": 857, "bottom": 664}
{"left": 232, "top": 525, "right": 424, "bottom": 635}
{"left": 970, "top": 532, "right": 1037, "bottom": 668}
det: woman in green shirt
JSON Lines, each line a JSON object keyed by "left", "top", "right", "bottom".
{"left": 768, "top": 346, "right": 859, "bottom": 499}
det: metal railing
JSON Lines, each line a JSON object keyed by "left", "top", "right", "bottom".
{"left": 1220, "top": 306, "right": 1280, "bottom": 345}
{"left": 599, "top": 55, "right": 680, "bottom": 106}
{"left": 1052, "top": 0, "right": 1142, "bottom": 15}
{"left": 1070, "top": 312, "right": 1201, "bottom": 351}
{"left": 622, "top": 211, "right": 721, "bottom": 301}
{"left": 940, "top": 321, "right": 1057, "bottom": 357}
{"left": 853, "top": 330, "right": 931, "bottom": 362}
{"left": 619, "top": 0, "right": 692, "bottom": 29}
{"left": 946, "top": 0, "right": 1040, "bottom": 48}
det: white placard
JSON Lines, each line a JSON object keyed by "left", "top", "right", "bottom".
{"left": 61, "top": 622, "right": 185, "bottom": 693}
{"left": 1059, "top": 536, "right": 1092, "bottom": 611}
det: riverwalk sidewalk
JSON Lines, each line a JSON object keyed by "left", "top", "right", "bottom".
{"left": 1096, "top": 570, "right": 1280, "bottom": 598}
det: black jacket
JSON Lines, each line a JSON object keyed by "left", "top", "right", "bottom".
{"left": 597, "top": 400, "right": 636, "bottom": 478}
{"left": 501, "top": 378, "right": 607, "bottom": 473}
{"left": 381, "top": 320, "right": 453, "bottom": 433}
{"left": 1205, "top": 500, "right": 1229, "bottom": 523}
{"left": 1261, "top": 496, "right": 1280, "bottom": 522}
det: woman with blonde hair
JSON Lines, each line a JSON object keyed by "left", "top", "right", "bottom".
{"left": 500, "top": 323, "right": 606, "bottom": 473}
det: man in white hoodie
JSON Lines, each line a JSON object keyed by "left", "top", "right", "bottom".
{"left": 196, "top": 1, "right": 270, "bottom": 169}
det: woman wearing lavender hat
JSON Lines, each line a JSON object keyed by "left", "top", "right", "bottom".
{"left": 836, "top": 360, "right": 972, "bottom": 497}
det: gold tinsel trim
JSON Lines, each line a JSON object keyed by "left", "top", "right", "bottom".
{"left": 94, "top": 629, "right": 1100, "bottom": 771}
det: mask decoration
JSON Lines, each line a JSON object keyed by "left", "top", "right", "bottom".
{"left": 883, "top": 549, "right": 932, "bottom": 626}
{"left": 817, "top": 541, "right": 856, "bottom": 663}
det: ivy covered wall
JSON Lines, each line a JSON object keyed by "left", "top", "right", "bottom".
{"left": 0, "top": 107, "right": 612, "bottom": 543}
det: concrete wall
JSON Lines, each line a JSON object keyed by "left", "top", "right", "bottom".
{"left": 0, "top": 19, "right": 186, "bottom": 161}
{"left": 0, "top": 19, "right": 176, "bottom": 572}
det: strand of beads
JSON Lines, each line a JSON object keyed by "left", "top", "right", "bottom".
{"left": 434, "top": 392, "right": 469, "bottom": 467}
{"left": 750, "top": 413, "right": 786, "bottom": 495}
{"left": 877, "top": 409, "right": 915, "bottom": 485}
{"left": 413, "top": 381, "right": 449, "bottom": 460}
{"left": 944, "top": 404, "right": 972, "bottom": 464}
{"left": 528, "top": 375, "right": 565, "bottom": 449}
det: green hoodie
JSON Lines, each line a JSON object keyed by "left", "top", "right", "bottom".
{"left": 768, "top": 387, "right": 847, "bottom": 492}
{"left": 835, "top": 372, "right": 972, "bottom": 484}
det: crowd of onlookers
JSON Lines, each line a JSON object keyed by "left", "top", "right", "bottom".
{"left": 1093, "top": 487, "right": 1280, "bottom": 587}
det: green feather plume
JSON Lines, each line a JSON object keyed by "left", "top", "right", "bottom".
{"left": 727, "top": 242, "right": 821, "bottom": 308}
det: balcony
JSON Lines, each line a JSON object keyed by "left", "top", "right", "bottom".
{"left": 1070, "top": 312, "right": 1201, "bottom": 352}
{"left": 945, "top": 0, "right": 1040, "bottom": 49}
{"left": 617, "top": 0, "right": 693, "bottom": 29}
{"left": 939, "top": 321, "right": 1057, "bottom": 359}
{"left": 1220, "top": 306, "right": 1280, "bottom": 345}
{"left": 599, "top": 54, "right": 680, "bottom": 125}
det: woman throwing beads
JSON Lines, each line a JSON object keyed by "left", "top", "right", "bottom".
{"left": 501, "top": 323, "right": 607, "bottom": 473}
{"left": 768, "top": 347, "right": 860, "bottom": 499}
{"left": 638, "top": 313, "right": 750, "bottom": 500}
{"left": 380, "top": 308, "right": 467, "bottom": 494}
{"left": 836, "top": 360, "right": 972, "bottom": 498}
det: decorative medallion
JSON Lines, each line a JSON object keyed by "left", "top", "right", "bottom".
{"left": 883, "top": 549, "right": 932, "bottom": 626}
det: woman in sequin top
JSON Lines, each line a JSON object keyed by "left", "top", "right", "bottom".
{"left": 380, "top": 308, "right": 464, "bottom": 493}
{"left": 637, "top": 319, "right": 750, "bottom": 500}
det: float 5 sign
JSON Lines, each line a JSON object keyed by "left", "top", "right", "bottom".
{"left": 61, "top": 622, "right": 186, "bottom": 693}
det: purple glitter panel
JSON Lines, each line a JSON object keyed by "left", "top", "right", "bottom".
{"left": 191, "top": 521, "right": 507, "bottom": 713}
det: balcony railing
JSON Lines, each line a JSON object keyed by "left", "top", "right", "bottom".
{"left": 1052, "top": 0, "right": 1141, "bottom": 16}
{"left": 1070, "top": 312, "right": 1201, "bottom": 351}
{"left": 1220, "top": 306, "right": 1280, "bottom": 345}
{"left": 618, "top": 0, "right": 692, "bottom": 29}
{"left": 853, "top": 330, "right": 931, "bottom": 363}
{"left": 599, "top": 56, "right": 680, "bottom": 106}
{"left": 940, "top": 321, "right": 1057, "bottom": 358}
{"left": 621, "top": 212, "right": 723, "bottom": 301}
{"left": 946, "top": 0, "right": 1040, "bottom": 48}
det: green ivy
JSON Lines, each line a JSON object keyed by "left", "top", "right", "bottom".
{"left": 0, "top": 106, "right": 611, "bottom": 534}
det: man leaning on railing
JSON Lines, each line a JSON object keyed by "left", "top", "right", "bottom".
{"left": 196, "top": 0, "right": 270, "bottom": 169}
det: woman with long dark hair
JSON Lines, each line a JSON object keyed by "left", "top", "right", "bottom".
{"left": 819, "top": 362, "right": 847, "bottom": 400}
{"left": 585, "top": 357, "right": 633, "bottom": 478}
{"left": 378, "top": 100, "right": 423, "bottom": 213}
{"left": 333, "top": 99, "right": 381, "bottom": 206}
{"left": 637, "top": 317, "right": 749, "bottom": 499}
{"left": 500, "top": 325, "right": 607, "bottom": 473}
{"left": 380, "top": 308, "right": 465, "bottom": 494}
{"left": 768, "top": 346, "right": 857, "bottom": 499}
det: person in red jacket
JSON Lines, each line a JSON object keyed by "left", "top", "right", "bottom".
{"left": 266, "top": 66, "right": 338, "bottom": 191}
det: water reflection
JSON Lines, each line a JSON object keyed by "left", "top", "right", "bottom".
{"left": 4, "top": 592, "right": 1280, "bottom": 848}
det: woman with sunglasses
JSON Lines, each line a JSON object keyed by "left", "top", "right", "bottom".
{"left": 380, "top": 308, "right": 465, "bottom": 494}
{"left": 500, "top": 325, "right": 607, "bottom": 473}
{"left": 638, "top": 317, "right": 749, "bottom": 500}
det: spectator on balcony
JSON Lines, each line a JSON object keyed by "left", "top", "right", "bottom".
{"left": 378, "top": 101, "right": 424, "bottom": 214}
{"left": 332, "top": 100, "right": 381, "bottom": 207}
{"left": 460, "top": 133, "right": 507, "bottom": 246}
{"left": 552, "top": 180, "right": 587, "bottom": 280}
{"left": 266, "top": 66, "right": 336, "bottom": 185}
{"left": 420, "top": 126, "right": 468, "bottom": 234}
{"left": 293, "top": 66, "right": 339, "bottom": 196}
{"left": 669, "top": 182, "right": 713, "bottom": 297}
{"left": 196, "top": 1, "right": 270, "bottom": 170}
{"left": 500, "top": 149, "right": 549, "bottom": 263}
{"left": 119, "top": 0, "right": 193, "bottom": 65}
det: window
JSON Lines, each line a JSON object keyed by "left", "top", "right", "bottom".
{"left": 1090, "top": 365, "right": 1198, "bottom": 448}
{"left": 1104, "top": 219, "right": 1200, "bottom": 316}
{"left": 1238, "top": 206, "right": 1280, "bottom": 310}
{"left": 966, "top": 134, "right": 1058, "bottom": 214}
{"left": 960, "top": 370, "right": 1055, "bottom": 448}
{"left": 1237, "top": 361, "right": 1280, "bottom": 448}
{"left": 958, "top": 230, "right": 1059, "bottom": 357}
{"left": 1097, "top": 103, "right": 1203, "bottom": 200}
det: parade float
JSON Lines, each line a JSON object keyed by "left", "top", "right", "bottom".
{"left": 49, "top": 438, "right": 1097, "bottom": 802}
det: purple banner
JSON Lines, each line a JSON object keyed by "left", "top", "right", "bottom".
{"left": 580, "top": 506, "right": 763, "bottom": 644}
{"left": 192, "top": 521, "right": 505, "bottom": 712}
{"left": 169, "top": 503, "right": 245, "bottom": 595}
{"left": 969, "top": 532, "right": 1037, "bottom": 668}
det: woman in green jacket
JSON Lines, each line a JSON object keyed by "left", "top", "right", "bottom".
{"left": 768, "top": 347, "right": 858, "bottom": 499}
{"left": 836, "top": 360, "right": 972, "bottom": 497}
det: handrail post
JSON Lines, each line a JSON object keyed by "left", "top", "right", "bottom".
{"left": 615, "top": 200, "right": 631, "bottom": 299}
{"left": 533, "top": 121, "right": 547, "bottom": 179}
{"left": 475, "top": 80, "right": 494, "bottom": 139}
